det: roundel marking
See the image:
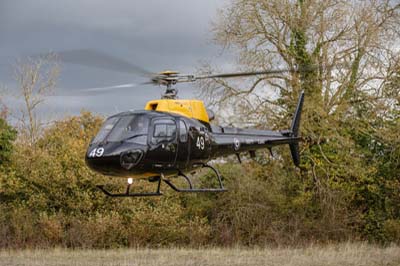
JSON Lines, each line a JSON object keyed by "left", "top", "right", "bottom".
{"left": 233, "top": 138, "right": 240, "bottom": 151}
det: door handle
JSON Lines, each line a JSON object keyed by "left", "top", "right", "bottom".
{"left": 167, "top": 143, "right": 176, "bottom": 152}
{"left": 161, "top": 143, "right": 175, "bottom": 151}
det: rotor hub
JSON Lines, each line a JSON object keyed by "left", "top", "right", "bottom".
{"left": 151, "top": 71, "right": 183, "bottom": 99}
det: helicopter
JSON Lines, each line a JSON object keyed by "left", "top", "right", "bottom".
{"left": 53, "top": 49, "right": 305, "bottom": 197}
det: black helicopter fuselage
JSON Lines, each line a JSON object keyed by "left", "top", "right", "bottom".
{"left": 85, "top": 94, "right": 303, "bottom": 179}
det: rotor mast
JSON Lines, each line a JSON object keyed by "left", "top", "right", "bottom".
{"left": 155, "top": 71, "right": 194, "bottom": 99}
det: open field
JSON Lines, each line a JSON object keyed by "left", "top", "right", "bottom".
{"left": 1, "top": 243, "right": 399, "bottom": 266}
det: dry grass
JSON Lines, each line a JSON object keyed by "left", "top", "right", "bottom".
{"left": 1, "top": 243, "right": 399, "bottom": 266}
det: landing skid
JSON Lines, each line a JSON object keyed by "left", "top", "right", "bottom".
{"left": 97, "top": 177, "right": 162, "bottom": 197}
{"left": 97, "top": 164, "right": 227, "bottom": 197}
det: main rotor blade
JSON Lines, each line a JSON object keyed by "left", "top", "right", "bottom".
{"left": 53, "top": 82, "right": 150, "bottom": 97}
{"left": 195, "top": 67, "right": 316, "bottom": 80}
{"left": 83, "top": 83, "right": 139, "bottom": 92}
{"left": 48, "top": 49, "right": 153, "bottom": 76}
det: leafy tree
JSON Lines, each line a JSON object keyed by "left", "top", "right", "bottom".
{"left": 0, "top": 118, "right": 17, "bottom": 165}
{"left": 200, "top": 0, "right": 400, "bottom": 242}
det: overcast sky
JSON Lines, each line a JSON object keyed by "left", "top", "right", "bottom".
{"left": 0, "top": 0, "right": 234, "bottom": 123}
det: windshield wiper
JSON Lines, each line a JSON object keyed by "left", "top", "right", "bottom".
{"left": 123, "top": 134, "right": 147, "bottom": 142}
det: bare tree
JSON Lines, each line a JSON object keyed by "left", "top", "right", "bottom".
{"left": 0, "top": 97, "right": 8, "bottom": 119}
{"left": 14, "top": 54, "right": 60, "bottom": 146}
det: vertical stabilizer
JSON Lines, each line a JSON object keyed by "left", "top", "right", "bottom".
{"left": 290, "top": 91, "right": 305, "bottom": 137}
{"left": 289, "top": 91, "right": 304, "bottom": 166}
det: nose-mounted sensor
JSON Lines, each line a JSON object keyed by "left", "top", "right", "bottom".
{"left": 120, "top": 150, "right": 143, "bottom": 170}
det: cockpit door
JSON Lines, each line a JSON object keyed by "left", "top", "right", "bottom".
{"left": 148, "top": 118, "right": 178, "bottom": 169}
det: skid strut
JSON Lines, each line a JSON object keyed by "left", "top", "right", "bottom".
{"left": 162, "top": 164, "right": 227, "bottom": 193}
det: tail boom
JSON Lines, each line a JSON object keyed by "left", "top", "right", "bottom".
{"left": 210, "top": 92, "right": 304, "bottom": 166}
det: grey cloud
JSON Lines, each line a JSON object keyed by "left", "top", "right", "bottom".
{"left": 0, "top": 0, "right": 234, "bottom": 122}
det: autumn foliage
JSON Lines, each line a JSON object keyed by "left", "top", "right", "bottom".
{"left": 0, "top": 108, "right": 399, "bottom": 248}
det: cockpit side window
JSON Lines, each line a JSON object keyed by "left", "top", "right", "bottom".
{"left": 154, "top": 124, "right": 176, "bottom": 137}
{"left": 151, "top": 119, "right": 176, "bottom": 144}
{"left": 154, "top": 124, "right": 165, "bottom": 137}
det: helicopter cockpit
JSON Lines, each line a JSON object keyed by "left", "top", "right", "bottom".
{"left": 86, "top": 111, "right": 183, "bottom": 178}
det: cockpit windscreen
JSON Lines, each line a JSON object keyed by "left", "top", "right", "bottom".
{"left": 92, "top": 115, "right": 149, "bottom": 144}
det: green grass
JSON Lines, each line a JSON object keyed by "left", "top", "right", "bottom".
{"left": 1, "top": 243, "right": 399, "bottom": 266}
